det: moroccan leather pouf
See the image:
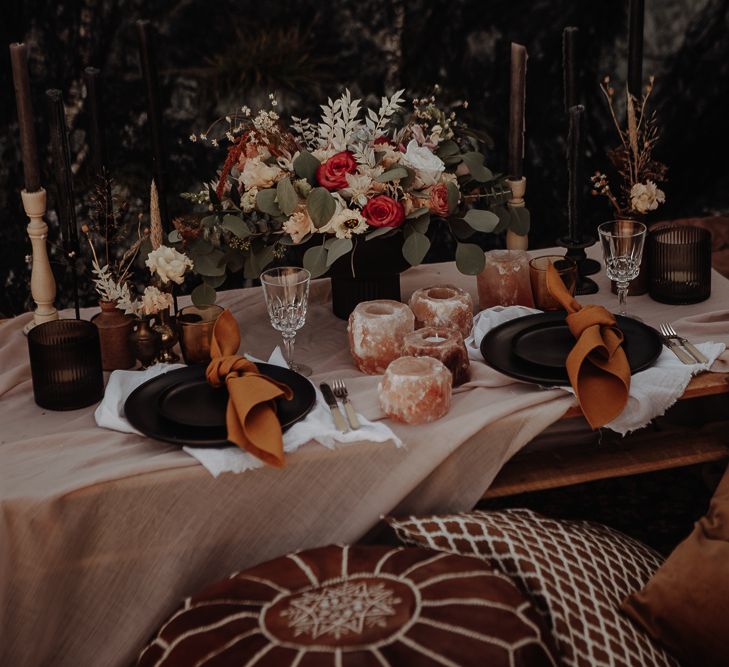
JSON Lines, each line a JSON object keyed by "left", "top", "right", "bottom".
{"left": 138, "top": 544, "right": 558, "bottom": 666}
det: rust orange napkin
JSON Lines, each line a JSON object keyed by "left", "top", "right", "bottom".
{"left": 546, "top": 264, "right": 631, "bottom": 428}
{"left": 206, "top": 309, "right": 293, "bottom": 467}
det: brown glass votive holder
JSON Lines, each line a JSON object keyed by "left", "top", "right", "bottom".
{"left": 529, "top": 255, "right": 577, "bottom": 311}
{"left": 27, "top": 319, "right": 104, "bottom": 410}
{"left": 649, "top": 224, "right": 712, "bottom": 304}
{"left": 178, "top": 304, "right": 224, "bottom": 364}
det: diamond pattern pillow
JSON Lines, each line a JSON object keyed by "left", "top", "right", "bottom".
{"left": 388, "top": 509, "right": 679, "bottom": 667}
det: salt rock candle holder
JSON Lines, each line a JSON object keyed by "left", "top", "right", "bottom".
{"left": 379, "top": 356, "right": 452, "bottom": 424}
{"left": 348, "top": 300, "right": 415, "bottom": 374}
{"left": 408, "top": 285, "right": 474, "bottom": 338}
{"left": 402, "top": 326, "right": 470, "bottom": 386}
{"left": 477, "top": 249, "right": 534, "bottom": 309}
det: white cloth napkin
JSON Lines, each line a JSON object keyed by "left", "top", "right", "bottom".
{"left": 466, "top": 307, "right": 726, "bottom": 435}
{"left": 95, "top": 349, "right": 402, "bottom": 477}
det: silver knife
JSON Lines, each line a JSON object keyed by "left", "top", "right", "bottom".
{"left": 661, "top": 336, "right": 694, "bottom": 364}
{"left": 320, "top": 383, "right": 349, "bottom": 433}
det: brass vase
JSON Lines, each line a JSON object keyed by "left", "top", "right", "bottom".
{"left": 129, "top": 318, "right": 162, "bottom": 369}
{"left": 91, "top": 300, "right": 135, "bottom": 370}
{"left": 154, "top": 308, "right": 180, "bottom": 363}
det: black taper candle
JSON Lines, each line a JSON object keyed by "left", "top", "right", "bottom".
{"left": 9, "top": 43, "right": 41, "bottom": 193}
{"left": 562, "top": 27, "right": 579, "bottom": 112}
{"left": 508, "top": 43, "right": 527, "bottom": 180}
{"left": 567, "top": 105, "right": 584, "bottom": 244}
{"left": 628, "top": 0, "right": 644, "bottom": 98}
{"left": 46, "top": 89, "right": 81, "bottom": 319}
{"left": 136, "top": 19, "right": 170, "bottom": 232}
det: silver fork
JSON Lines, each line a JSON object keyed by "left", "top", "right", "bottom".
{"left": 660, "top": 323, "right": 708, "bottom": 364}
{"left": 331, "top": 380, "right": 361, "bottom": 430}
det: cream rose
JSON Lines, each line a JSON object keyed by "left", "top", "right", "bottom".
{"left": 139, "top": 285, "right": 173, "bottom": 316}
{"left": 401, "top": 139, "right": 445, "bottom": 186}
{"left": 145, "top": 246, "right": 193, "bottom": 285}
{"left": 239, "top": 157, "right": 284, "bottom": 190}
{"left": 283, "top": 208, "right": 316, "bottom": 244}
{"left": 630, "top": 180, "right": 666, "bottom": 214}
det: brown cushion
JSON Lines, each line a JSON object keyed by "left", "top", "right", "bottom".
{"left": 388, "top": 509, "right": 679, "bottom": 667}
{"left": 622, "top": 464, "right": 729, "bottom": 667}
{"left": 137, "top": 544, "right": 558, "bottom": 666}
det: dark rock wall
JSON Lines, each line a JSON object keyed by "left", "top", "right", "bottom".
{"left": 0, "top": 0, "right": 726, "bottom": 315}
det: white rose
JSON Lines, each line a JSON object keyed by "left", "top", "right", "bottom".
{"left": 630, "top": 180, "right": 666, "bottom": 214}
{"left": 145, "top": 246, "right": 194, "bottom": 285}
{"left": 401, "top": 139, "right": 445, "bottom": 186}
{"left": 240, "top": 157, "right": 284, "bottom": 190}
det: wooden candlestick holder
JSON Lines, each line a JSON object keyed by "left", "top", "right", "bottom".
{"left": 22, "top": 187, "right": 58, "bottom": 333}
{"left": 505, "top": 177, "right": 528, "bottom": 250}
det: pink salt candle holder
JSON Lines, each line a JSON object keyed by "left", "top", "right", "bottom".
{"left": 348, "top": 300, "right": 415, "bottom": 375}
{"left": 379, "top": 356, "right": 452, "bottom": 424}
{"left": 402, "top": 326, "right": 470, "bottom": 386}
{"left": 477, "top": 249, "right": 534, "bottom": 310}
{"left": 408, "top": 285, "right": 474, "bottom": 338}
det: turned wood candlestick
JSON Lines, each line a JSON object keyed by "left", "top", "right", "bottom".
{"left": 21, "top": 188, "right": 58, "bottom": 333}
{"left": 505, "top": 177, "right": 528, "bottom": 250}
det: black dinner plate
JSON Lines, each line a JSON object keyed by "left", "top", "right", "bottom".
{"left": 480, "top": 311, "right": 662, "bottom": 386}
{"left": 125, "top": 364, "right": 316, "bottom": 447}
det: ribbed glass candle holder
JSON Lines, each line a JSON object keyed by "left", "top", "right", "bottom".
{"left": 648, "top": 224, "right": 711, "bottom": 304}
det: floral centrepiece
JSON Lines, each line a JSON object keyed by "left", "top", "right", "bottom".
{"left": 179, "top": 90, "right": 523, "bottom": 306}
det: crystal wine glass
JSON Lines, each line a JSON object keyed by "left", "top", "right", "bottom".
{"left": 260, "top": 267, "right": 311, "bottom": 376}
{"left": 598, "top": 220, "right": 647, "bottom": 317}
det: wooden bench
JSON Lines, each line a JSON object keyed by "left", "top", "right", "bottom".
{"left": 484, "top": 372, "right": 729, "bottom": 499}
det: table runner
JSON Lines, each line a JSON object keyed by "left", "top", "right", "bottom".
{"left": 2, "top": 249, "right": 728, "bottom": 666}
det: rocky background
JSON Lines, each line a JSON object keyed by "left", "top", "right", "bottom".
{"left": 1, "top": 0, "right": 728, "bottom": 316}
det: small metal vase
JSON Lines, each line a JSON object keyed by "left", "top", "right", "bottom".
{"left": 154, "top": 308, "right": 180, "bottom": 363}
{"left": 129, "top": 317, "right": 162, "bottom": 369}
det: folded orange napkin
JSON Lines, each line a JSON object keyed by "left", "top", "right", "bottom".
{"left": 546, "top": 264, "right": 631, "bottom": 428}
{"left": 206, "top": 309, "right": 293, "bottom": 466}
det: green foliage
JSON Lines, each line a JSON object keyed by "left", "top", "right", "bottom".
{"left": 402, "top": 231, "right": 430, "bottom": 266}
{"left": 276, "top": 178, "right": 299, "bottom": 216}
{"left": 307, "top": 187, "right": 336, "bottom": 228}
{"left": 192, "top": 283, "right": 217, "bottom": 307}
{"left": 455, "top": 242, "right": 485, "bottom": 274}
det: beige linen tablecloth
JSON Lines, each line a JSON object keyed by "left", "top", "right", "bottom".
{"left": 2, "top": 253, "right": 728, "bottom": 666}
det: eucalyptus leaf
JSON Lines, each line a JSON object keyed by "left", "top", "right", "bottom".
{"left": 365, "top": 227, "right": 396, "bottom": 241}
{"left": 442, "top": 155, "right": 463, "bottom": 166}
{"left": 254, "top": 245, "right": 276, "bottom": 274}
{"left": 461, "top": 152, "right": 494, "bottom": 183}
{"left": 191, "top": 283, "right": 217, "bottom": 307}
{"left": 256, "top": 188, "right": 282, "bottom": 217}
{"left": 293, "top": 150, "right": 320, "bottom": 183}
{"left": 401, "top": 231, "right": 431, "bottom": 266}
{"left": 187, "top": 238, "right": 214, "bottom": 256}
{"left": 307, "top": 187, "right": 336, "bottom": 228}
{"left": 455, "top": 242, "right": 486, "bottom": 275}
{"left": 448, "top": 218, "right": 475, "bottom": 241}
{"left": 203, "top": 273, "right": 227, "bottom": 288}
{"left": 193, "top": 249, "right": 227, "bottom": 276}
{"left": 492, "top": 204, "right": 511, "bottom": 233}
{"left": 303, "top": 245, "right": 328, "bottom": 278}
{"left": 326, "top": 238, "right": 353, "bottom": 266}
{"left": 168, "top": 230, "right": 182, "bottom": 244}
{"left": 464, "top": 209, "right": 500, "bottom": 233}
{"left": 411, "top": 212, "right": 431, "bottom": 234}
{"left": 224, "top": 250, "right": 244, "bottom": 273}
{"left": 276, "top": 177, "right": 299, "bottom": 216}
{"left": 201, "top": 215, "right": 218, "bottom": 229}
{"left": 447, "top": 181, "right": 460, "bottom": 214}
{"left": 375, "top": 166, "right": 409, "bottom": 183}
{"left": 509, "top": 206, "right": 531, "bottom": 235}
{"left": 406, "top": 207, "right": 429, "bottom": 219}
{"left": 221, "top": 214, "right": 251, "bottom": 238}
{"left": 436, "top": 139, "right": 460, "bottom": 158}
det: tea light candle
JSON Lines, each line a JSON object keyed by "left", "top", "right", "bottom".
{"left": 379, "top": 356, "right": 452, "bottom": 424}
{"left": 477, "top": 249, "right": 534, "bottom": 309}
{"left": 402, "top": 326, "right": 470, "bottom": 386}
{"left": 348, "top": 300, "right": 415, "bottom": 375}
{"left": 408, "top": 284, "right": 474, "bottom": 338}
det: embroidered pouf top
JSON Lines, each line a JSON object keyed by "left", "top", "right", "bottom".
{"left": 137, "top": 544, "right": 558, "bottom": 666}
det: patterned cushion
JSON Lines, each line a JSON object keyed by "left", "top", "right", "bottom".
{"left": 138, "top": 544, "right": 558, "bottom": 666}
{"left": 388, "top": 509, "right": 679, "bottom": 667}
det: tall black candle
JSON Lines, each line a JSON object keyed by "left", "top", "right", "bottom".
{"left": 136, "top": 19, "right": 170, "bottom": 231}
{"left": 628, "top": 0, "right": 644, "bottom": 98}
{"left": 562, "top": 27, "right": 579, "bottom": 112}
{"left": 47, "top": 89, "right": 80, "bottom": 319}
{"left": 508, "top": 43, "right": 527, "bottom": 180}
{"left": 9, "top": 43, "right": 41, "bottom": 193}
{"left": 567, "top": 105, "right": 584, "bottom": 243}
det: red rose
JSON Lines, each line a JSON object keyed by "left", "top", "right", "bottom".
{"left": 429, "top": 183, "right": 450, "bottom": 217}
{"left": 362, "top": 195, "right": 406, "bottom": 228}
{"left": 316, "top": 151, "right": 357, "bottom": 190}
{"left": 373, "top": 135, "right": 392, "bottom": 146}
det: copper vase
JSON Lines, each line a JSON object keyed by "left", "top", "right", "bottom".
{"left": 154, "top": 308, "right": 180, "bottom": 363}
{"left": 129, "top": 318, "right": 162, "bottom": 369}
{"left": 91, "top": 300, "right": 135, "bottom": 370}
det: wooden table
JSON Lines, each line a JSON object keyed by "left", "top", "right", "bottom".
{"left": 484, "top": 372, "right": 729, "bottom": 499}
